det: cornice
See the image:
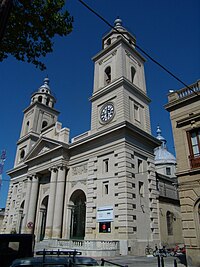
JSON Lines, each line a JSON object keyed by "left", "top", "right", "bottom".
{"left": 90, "top": 76, "right": 150, "bottom": 103}
{"left": 70, "top": 120, "right": 160, "bottom": 149}
{"left": 92, "top": 36, "right": 146, "bottom": 63}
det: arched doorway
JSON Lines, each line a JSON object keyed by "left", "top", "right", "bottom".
{"left": 39, "top": 196, "right": 48, "bottom": 241}
{"left": 70, "top": 190, "right": 86, "bottom": 240}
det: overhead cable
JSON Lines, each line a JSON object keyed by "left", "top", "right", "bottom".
{"left": 78, "top": 0, "right": 199, "bottom": 96}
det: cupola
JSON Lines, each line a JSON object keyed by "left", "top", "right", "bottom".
{"left": 30, "top": 77, "right": 56, "bottom": 108}
{"left": 102, "top": 18, "right": 136, "bottom": 49}
{"left": 154, "top": 125, "right": 176, "bottom": 165}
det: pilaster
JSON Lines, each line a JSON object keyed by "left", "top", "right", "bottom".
{"left": 26, "top": 174, "right": 39, "bottom": 234}
{"left": 21, "top": 176, "right": 32, "bottom": 233}
{"left": 52, "top": 165, "right": 66, "bottom": 238}
{"left": 45, "top": 167, "right": 58, "bottom": 238}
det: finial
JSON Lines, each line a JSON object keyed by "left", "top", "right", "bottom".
{"left": 156, "top": 125, "right": 162, "bottom": 136}
{"left": 156, "top": 125, "right": 166, "bottom": 146}
{"left": 44, "top": 77, "right": 49, "bottom": 85}
{"left": 114, "top": 17, "right": 123, "bottom": 28}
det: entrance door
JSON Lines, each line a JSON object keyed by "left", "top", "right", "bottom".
{"left": 70, "top": 190, "right": 86, "bottom": 239}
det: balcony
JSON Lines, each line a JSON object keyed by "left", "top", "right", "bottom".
{"left": 189, "top": 154, "right": 200, "bottom": 169}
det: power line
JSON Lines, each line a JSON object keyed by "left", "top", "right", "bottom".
{"left": 78, "top": 0, "right": 199, "bottom": 97}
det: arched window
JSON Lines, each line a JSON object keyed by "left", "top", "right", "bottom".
{"left": 38, "top": 96, "right": 42, "bottom": 103}
{"left": 166, "top": 211, "right": 173, "bottom": 235}
{"left": 106, "top": 38, "right": 111, "bottom": 45}
{"left": 20, "top": 149, "right": 25, "bottom": 159}
{"left": 42, "top": 121, "right": 48, "bottom": 129}
{"left": 25, "top": 121, "right": 29, "bottom": 134}
{"left": 104, "top": 66, "right": 111, "bottom": 85}
{"left": 131, "top": 66, "right": 136, "bottom": 83}
{"left": 46, "top": 97, "right": 50, "bottom": 106}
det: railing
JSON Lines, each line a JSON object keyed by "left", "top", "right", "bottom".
{"left": 178, "top": 81, "right": 200, "bottom": 99}
{"left": 56, "top": 239, "right": 119, "bottom": 250}
{"left": 189, "top": 154, "right": 200, "bottom": 169}
{"left": 168, "top": 80, "right": 200, "bottom": 102}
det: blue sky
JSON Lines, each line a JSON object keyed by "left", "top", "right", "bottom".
{"left": 0, "top": 0, "right": 199, "bottom": 207}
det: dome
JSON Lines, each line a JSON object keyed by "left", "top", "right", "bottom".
{"left": 154, "top": 126, "right": 176, "bottom": 165}
{"left": 38, "top": 77, "right": 51, "bottom": 94}
{"left": 154, "top": 146, "right": 176, "bottom": 164}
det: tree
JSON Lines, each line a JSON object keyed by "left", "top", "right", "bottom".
{"left": 0, "top": 0, "right": 73, "bottom": 70}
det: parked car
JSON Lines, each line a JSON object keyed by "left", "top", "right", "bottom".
{"left": 0, "top": 234, "right": 35, "bottom": 267}
{"left": 10, "top": 250, "right": 99, "bottom": 267}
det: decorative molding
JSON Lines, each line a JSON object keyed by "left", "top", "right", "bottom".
{"left": 99, "top": 50, "right": 117, "bottom": 65}
{"left": 72, "top": 164, "right": 87, "bottom": 175}
{"left": 125, "top": 50, "right": 141, "bottom": 66}
{"left": 38, "top": 145, "right": 50, "bottom": 155}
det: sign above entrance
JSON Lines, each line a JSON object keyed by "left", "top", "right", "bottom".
{"left": 97, "top": 206, "right": 113, "bottom": 222}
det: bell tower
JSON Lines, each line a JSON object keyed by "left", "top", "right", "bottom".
{"left": 90, "top": 18, "right": 151, "bottom": 135}
{"left": 14, "top": 78, "right": 60, "bottom": 167}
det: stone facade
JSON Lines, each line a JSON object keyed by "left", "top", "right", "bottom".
{"left": 165, "top": 80, "right": 200, "bottom": 267}
{"left": 2, "top": 19, "right": 182, "bottom": 257}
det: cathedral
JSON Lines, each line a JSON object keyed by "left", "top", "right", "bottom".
{"left": 2, "top": 19, "right": 183, "bottom": 256}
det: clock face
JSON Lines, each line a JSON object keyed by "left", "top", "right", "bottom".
{"left": 100, "top": 103, "right": 115, "bottom": 123}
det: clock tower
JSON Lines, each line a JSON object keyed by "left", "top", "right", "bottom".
{"left": 14, "top": 78, "right": 59, "bottom": 167}
{"left": 90, "top": 18, "right": 151, "bottom": 135}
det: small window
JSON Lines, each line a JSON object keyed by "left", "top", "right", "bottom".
{"left": 134, "top": 104, "right": 140, "bottom": 122}
{"left": 104, "top": 66, "right": 111, "bottom": 85}
{"left": 25, "top": 121, "right": 30, "bottom": 134}
{"left": 46, "top": 97, "right": 50, "bottom": 106}
{"left": 166, "top": 167, "right": 171, "bottom": 175}
{"left": 42, "top": 121, "right": 48, "bottom": 129}
{"left": 131, "top": 66, "right": 136, "bottom": 83}
{"left": 103, "top": 159, "right": 109, "bottom": 173}
{"left": 139, "top": 181, "right": 144, "bottom": 197}
{"left": 106, "top": 38, "right": 111, "bottom": 45}
{"left": 20, "top": 149, "right": 25, "bottom": 159}
{"left": 103, "top": 182, "right": 109, "bottom": 195}
{"left": 138, "top": 159, "right": 143, "bottom": 173}
{"left": 38, "top": 95, "right": 42, "bottom": 102}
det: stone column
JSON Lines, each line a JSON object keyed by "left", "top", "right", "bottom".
{"left": 21, "top": 176, "right": 32, "bottom": 233}
{"left": 45, "top": 167, "right": 58, "bottom": 238}
{"left": 52, "top": 165, "right": 66, "bottom": 238}
{"left": 26, "top": 174, "right": 39, "bottom": 234}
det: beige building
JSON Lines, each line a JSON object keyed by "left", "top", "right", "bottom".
{"left": 165, "top": 80, "right": 200, "bottom": 267}
{"left": 0, "top": 208, "right": 5, "bottom": 232}
{"left": 154, "top": 126, "right": 183, "bottom": 248}
{"left": 2, "top": 18, "right": 183, "bottom": 257}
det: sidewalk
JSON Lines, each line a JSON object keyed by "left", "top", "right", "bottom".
{"left": 97, "top": 255, "right": 186, "bottom": 267}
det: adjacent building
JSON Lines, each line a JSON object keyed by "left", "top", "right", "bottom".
{"left": 165, "top": 80, "right": 200, "bottom": 267}
{"left": 154, "top": 126, "right": 183, "bottom": 247}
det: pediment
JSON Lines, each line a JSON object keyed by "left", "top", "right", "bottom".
{"left": 25, "top": 138, "right": 61, "bottom": 161}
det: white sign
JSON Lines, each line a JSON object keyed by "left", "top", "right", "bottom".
{"left": 97, "top": 206, "right": 113, "bottom": 222}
